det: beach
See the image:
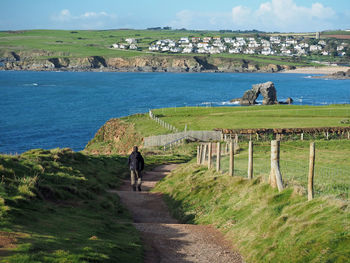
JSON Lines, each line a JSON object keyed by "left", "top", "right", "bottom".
{"left": 280, "top": 66, "right": 350, "bottom": 74}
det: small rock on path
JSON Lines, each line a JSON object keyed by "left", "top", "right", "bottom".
{"left": 110, "top": 164, "right": 243, "bottom": 263}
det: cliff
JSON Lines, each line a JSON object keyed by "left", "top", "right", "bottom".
{"left": 1, "top": 51, "right": 294, "bottom": 73}
{"left": 84, "top": 118, "right": 142, "bottom": 155}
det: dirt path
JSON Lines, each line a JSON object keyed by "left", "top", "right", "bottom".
{"left": 110, "top": 164, "right": 243, "bottom": 263}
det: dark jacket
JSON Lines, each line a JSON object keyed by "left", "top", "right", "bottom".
{"left": 128, "top": 151, "right": 144, "bottom": 171}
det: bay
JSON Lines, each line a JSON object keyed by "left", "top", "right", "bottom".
{"left": 1, "top": 71, "right": 349, "bottom": 154}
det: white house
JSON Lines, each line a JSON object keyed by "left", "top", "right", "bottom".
{"left": 197, "top": 42, "right": 209, "bottom": 48}
{"left": 182, "top": 47, "right": 193, "bottom": 53}
{"left": 270, "top": 36, "right": 281, "bottom": 44}
{"left": 112, "top": 43, "right": 119, "bottom": 48}
{"left": 248, "top": 41, "right": 260, "bottom": 48}
{"left": 129, "top": 44, "right": 138, "bottom": 50}
{"left": 179, "top": 37, "right": 189, "bottom": 44}
{"left": 197, "top": 48, "right": 209, "bottom": 54}
{"left": 261, "top": 48, "right": 274, "bottom": 55}
{"left": 310, "top": 45, "right": 322, "bottom": 52}
{"left": 319, "top": 40, "right": 326, "bottom": 46}
{"left": 286, "top": 39, "right": 297, "bottom": 45}
{"left": 244, "top": 48, "right": 255, "bottom": 54}
{"left": 203, "top": 37, "right": 212, "bottom": 43}
{"left": 191, "top": 37, "right": 201, "bottom": 43}
{"left": 161, "top": 46, "right": 170, "bottom": 52}
{"left": 170, "top": 47, "right": 181, "bottom": 53}
{"left": 261, "top": 40, "right": 271, "bottom": 47}
{"left": 208, "top": 47, "right": 220, "bottom": 54}
{"left": 322, "top": 51, "right": 329, "bottom": 56}
{"left": 229, "top": 47, "right": 242, "bottom": 54}
{"left": 297, "top": 49, "right": 307, "bottom": 56}
{"left": 125, "top": 38, "right": 136, "bottom": 44}
{"left": 149, "top": 45, "right": 160, "bottom": 51}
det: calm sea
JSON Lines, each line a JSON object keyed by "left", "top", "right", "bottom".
{"left": 1, "top": 71, "right": 349, "bottom": 154}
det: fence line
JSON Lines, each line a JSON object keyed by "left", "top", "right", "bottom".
{"left": 196, "top": 140, "right": 349, "bottom": 201}
{"left": 149, "top": 110, "right": 179, "bottom": 133}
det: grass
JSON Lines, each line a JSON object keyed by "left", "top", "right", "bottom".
{"left": 121, "top": 113, "right": 172, "bottom": 137}
{"left": 0, "top": 29, "right": 329, "bottom": 66}
{"left": 154, "top": 163, "right": 350, "bottom": 262}
{"left": 215, "top": 140, "right": 350, "bottom": 199}
{"left": 149, "top": 105, "right": 350, "bottom": 131}
{"left": 0, "top": 148, "right": 143, "bottom": 262}
{"left": 0, "top": 145, "right": 194, "bottom": 262}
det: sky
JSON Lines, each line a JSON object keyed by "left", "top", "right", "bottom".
{"left": 1, "top": 0, "right": 349, "bottom": 32}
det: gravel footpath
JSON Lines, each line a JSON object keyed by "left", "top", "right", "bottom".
{"left": 111, "top": 164, "right": 243, "bottom": 263}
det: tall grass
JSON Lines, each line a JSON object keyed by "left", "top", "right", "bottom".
{"left": 0, "top": 148, "right": 142, "bottom": 262}
{"left": 154, "top": 163, "right": 350, "bottom": 262}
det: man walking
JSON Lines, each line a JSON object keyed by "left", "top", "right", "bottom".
{"left": 128, "top": 146, "right": 144, "bottom": 191}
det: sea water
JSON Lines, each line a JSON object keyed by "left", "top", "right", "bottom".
{"left": 1, "top": 71, "right": 349, "bottom": 153}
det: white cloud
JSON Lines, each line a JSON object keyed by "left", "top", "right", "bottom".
{"left": 170, "top": 0, "right": 339, "bottom": 32}
{"left": 242, "top": 0, "right": 337, "bottom": 32}
{"left": 51, "top": 9, "right": 117, "bottom": 29}
{"left": 232, "top": 6, "right": 252, "bottom": 26}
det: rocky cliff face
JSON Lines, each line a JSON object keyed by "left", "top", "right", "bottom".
{"left": 1, "top": 52, "right": 294, "bottom": 73}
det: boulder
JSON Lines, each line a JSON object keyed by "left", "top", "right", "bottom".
{"left": 240, "top": 81, "right": 278, "bottom": 105}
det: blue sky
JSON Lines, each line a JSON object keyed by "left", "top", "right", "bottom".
{"left": 1, "top": 0, "right": 349, "bottom": 32}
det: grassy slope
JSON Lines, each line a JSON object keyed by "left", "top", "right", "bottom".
{"left": 154, "top": 163, "right": 350, "bottom": 263}
{"left": 0, "top": 29, "right": 314, "bottom": 66}
{"left": 0, "top": 148, "right": 142, "bottom": 262}
{"left": 150, "top": 105, "right": 350, "bottom": 130}
{"left": 0, "top": 146, "right": 194, "bottom": 262}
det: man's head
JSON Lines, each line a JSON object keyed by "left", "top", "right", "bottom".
{"left": 133, "top": 146, "right": 138, "bottom": 152}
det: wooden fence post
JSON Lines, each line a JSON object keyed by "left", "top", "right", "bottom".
{"left": 229, "top": 141, "right": 234, "bottom": 176}
{"left": 248, "top": 141, "right": 253, "bottom": 179}
{"left": 216, "top": 142, "right": 221, "bottom": 172}
{"left": 202, "top": 144, "right": 207, "bottom": 165}
{"left": 348, "top": 131, "right": 350, "bottom": 140}
{"left": 269, "top": 140, "right": 284, "bottom": 191}
{"left": 301, "top": 133, "right": 304, "bottom": 141}
{"left": 308, "top": 142, "right": 316, "bottom": 201}
{"left": 208, "top": 143, "right": 212, "bottom": 169}
{"left": 197, "top": 146, "right": 200, "bottom": 165}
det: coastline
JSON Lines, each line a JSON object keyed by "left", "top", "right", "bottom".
{"left": 279, "top": 66, "right": 350, "bottom": 75}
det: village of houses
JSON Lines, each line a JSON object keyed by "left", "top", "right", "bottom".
{"left": 112, "top": 35, "right": 349, "bottom": 57}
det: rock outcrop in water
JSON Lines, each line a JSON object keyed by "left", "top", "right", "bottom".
{"left": 239, "top": 81, "right": 278, "bottom": 105}
{"left": 313, "top": 69, "right": 350, "bottom": 80}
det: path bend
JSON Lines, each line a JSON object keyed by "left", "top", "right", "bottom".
{"left": 110, "top": 164, "right": 243, "bottom": 263}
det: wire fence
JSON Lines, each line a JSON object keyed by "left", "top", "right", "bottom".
{"left": 198, "top": 140, "right": 350, "bottom": 200}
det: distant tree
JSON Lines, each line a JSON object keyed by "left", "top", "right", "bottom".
{"left": 330, "top": 50, "right": 338, "bottom": 57}
{"left": 345, "top": 48, "right": 350, "bottom": 57}
{"left": 308, "top": 38, "right": 319, "bottom": 45}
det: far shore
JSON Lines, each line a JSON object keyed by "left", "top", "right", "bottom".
{"left": 280, "top": 66, "right": 350, "bottom": 75}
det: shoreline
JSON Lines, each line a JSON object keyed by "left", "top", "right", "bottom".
{"left": 1, "top": 65, "right": 350, "bottom": 75}
{"left": 280, "top": 66, "right": 350, "bottom": 75}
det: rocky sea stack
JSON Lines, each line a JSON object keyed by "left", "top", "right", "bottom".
{"left": 231, "top": 81, "right": 293, "bottom": 105}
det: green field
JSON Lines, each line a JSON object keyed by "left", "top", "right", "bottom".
{"left": 118, "top": 105, "right": 350, "bottom": 200}
{"left": 214, "top": 140, "right": 350, "bottom": 199}
{"left": 0, "top": 29, "right": 333, "bottom": 66}
{"left": 140, "top": 105, "right": 350, "bottom": 133}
